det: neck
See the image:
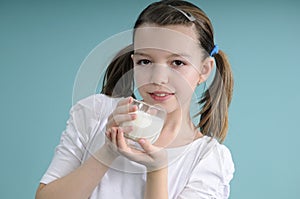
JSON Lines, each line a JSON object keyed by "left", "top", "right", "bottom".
{"left": 154, "top": 105, "right": 202, "bottom": 148}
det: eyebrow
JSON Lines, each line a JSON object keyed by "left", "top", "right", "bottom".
{"left": 133, "top": 52, "right": 151, "bottom": 57}
{"left": 133, "top": 51, "right": 192, "bottom": 59}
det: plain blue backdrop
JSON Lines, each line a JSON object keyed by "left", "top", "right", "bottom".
{"left": 0, "top": 0, "right": 299, "bottom": 198}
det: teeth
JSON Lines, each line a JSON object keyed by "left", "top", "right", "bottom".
{"left": 154, "top": 93, "right": 167, "bottom": 97}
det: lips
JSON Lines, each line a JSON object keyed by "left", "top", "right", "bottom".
{"left": 148, "top": 91, "right": 174, "bottom": 102}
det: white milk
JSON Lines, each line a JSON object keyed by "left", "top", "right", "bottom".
{"left": 121, "top": 110, "right": 164, "bottom": 143}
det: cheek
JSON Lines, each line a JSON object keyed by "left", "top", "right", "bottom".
{"left": 176, "top": 69, "right": 198, "bottom": 88}
{"left": 173, "top": 79, "right": 194, "bottom": 100}
{"left": 134, "top": 67, "right": 150, "bottom": 87}
{"left": 172, "top": 71, "right": 199, "bottom": 102}
{"left": 189, "top": 73, "right": 200, "bottom": 88}
{"left": 182, "top": 67, "right": 200, "bottom": 90}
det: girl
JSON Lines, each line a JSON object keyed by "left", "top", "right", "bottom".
{"left": 36, "top": 0, "right": 234, "bottom": 198}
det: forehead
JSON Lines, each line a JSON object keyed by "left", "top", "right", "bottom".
{"left": 133, "top": 25, "right": 202, "bottom": 57}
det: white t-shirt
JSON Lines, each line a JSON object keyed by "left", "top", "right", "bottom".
{"left": 40, "top": 94, "right": 235, "bottom": 199}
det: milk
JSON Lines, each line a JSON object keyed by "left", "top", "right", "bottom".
{"left": 121, "top": 110, "right": 164, "bottom": 143}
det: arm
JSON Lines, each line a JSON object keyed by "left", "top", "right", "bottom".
{"left": 144, "top": 168, "right": 168, "bottom": 199}
{"left": 36, "top": 97, "right": 138, "bottom": 199}
{"left": 35, "top": 146, "right": 117, "bottom": 199}
{"left": 111, "top": 128, "right": 169, "bottom": 199}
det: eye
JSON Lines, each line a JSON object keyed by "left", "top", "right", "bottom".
{"left": 171, "top": 60, "right": 186, "bottom": 67}
{"left": 136, "top": 59, "right": 152, "bottom": 66}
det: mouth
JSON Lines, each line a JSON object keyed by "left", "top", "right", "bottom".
{"left": 148, "top": 91, "right": 175, "bottom": 102}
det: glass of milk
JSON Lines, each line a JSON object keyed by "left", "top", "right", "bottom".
{"left": 121, "top": 99, "right": 166, "bottom": 144}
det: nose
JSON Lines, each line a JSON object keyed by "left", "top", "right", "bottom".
{"left": 150, "top": 64, "right": 169, "bottom": 85}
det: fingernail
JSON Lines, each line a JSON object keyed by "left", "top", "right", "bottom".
{"left": 139, "top": 139, "right": 145, "bottom": 144}
{"left": 131, "top": 114, "right": 137, "bottom": 119}
{"left": 130, "top": 105, "right": 137, "bottom": 113}
{"left": 133, "top": 105, "right": 138, "bottom": 110}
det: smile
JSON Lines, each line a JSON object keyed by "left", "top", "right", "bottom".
{"left": 149, "top": 91, "right": 174, "bottom": 102}
{"left": 154, "top": 93, "right": 168, "bottom": 97}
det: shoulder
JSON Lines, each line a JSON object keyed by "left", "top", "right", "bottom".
{"left": 67, "top": 94, "right": 123, "bottom": 141}
{"left": 212, "top": 142, "right": 235, "bottom": 181}
{"left": 71, "top": 94, "right": 122, "bottom": 120}
{"left": 192, "top": 137, "right": 235, "bottom": 184}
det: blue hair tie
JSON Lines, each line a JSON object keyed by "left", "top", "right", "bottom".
{"left": 210, "top": 45, "right": 219, "bottom": 57}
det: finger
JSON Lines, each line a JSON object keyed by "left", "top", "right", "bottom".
{"left": 105, "top": 129, "right": 112, "bottom": 141}
{"left": 114, "top": 104, "right": 138, "bottom": 115}
{"left": 138, "top": 139, "right": 156, "bottom": 154}
{"left": 110, "top": 128, "right": 118, "bottom": 146}
{"left": 107, "top": 106, "right": 137, "bottom": 128}
{"left": 119, "top": 126, "right": 133, "bottom": 134}
{"left": 106, "top": 115, "right": 118, "bottom": 128}
{"left": 112, "top": 113, "right": 137, "bottom": 126}
{"left": 116, "top": 129, "right": 128, "bottom": 151}
{"left": 117, "top": 97, "right": 133, "bottom": 106}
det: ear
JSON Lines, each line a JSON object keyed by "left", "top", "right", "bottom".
{"left": 198, "top": 57, "right": 214, "bottom": 84}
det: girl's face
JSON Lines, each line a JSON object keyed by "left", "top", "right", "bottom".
{"left": 132, "top": 24, "right": 213, "bottom": 114}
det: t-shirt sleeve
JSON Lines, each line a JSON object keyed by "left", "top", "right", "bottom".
{"left": 40, "top": 98, "right": 100, "bottom": 184}
{"left": 178, "top": 144, "right": 235, "bottom": 199}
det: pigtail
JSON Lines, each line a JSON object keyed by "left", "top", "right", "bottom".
{"left": 197, "top": 50, "right": 233, "bottom": 143}
{"left": 101, "top": 44, "right": 135, "bottom": 98}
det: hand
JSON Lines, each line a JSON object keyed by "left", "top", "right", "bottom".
{"left": 92, "top": 127, "right": 122, "bottom": 166}
{"left": 106, "top": 97, "right": 137, "bottom": 133}
{"left": 98, "top": 97, "right": 137, "bottom": 164}
{"left": 108, "top": 127, "right": 168, "bottom": 172}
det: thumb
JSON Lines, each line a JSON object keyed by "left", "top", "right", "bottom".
{"left": 138, "top": 138, "right": 155, "bottom": 154}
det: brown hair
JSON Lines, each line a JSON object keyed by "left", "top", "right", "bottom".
{"left": 101, "top": 44, "right": 134, "bottom": 98}
{"left": 101, "top": 0, "right": 233, "bottom": 143}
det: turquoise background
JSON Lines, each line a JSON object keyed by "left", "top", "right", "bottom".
{"left": 1, "top": 0, "right": 299, "bottom": 198}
